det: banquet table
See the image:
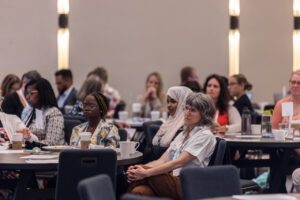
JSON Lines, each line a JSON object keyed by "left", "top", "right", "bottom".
{"left": 224, "top": 134, "right": 300, "bottom": 193}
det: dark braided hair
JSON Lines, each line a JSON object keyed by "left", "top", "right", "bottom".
{"left": 90, "top": 92, "right": 109, "bottom": 119}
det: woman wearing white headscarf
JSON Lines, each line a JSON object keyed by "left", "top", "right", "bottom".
{"left": 152, "top": 86, "right": 192, "bottom": 147}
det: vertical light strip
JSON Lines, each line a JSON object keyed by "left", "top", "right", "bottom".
{"left": 294, "top": 0, "right": 300, "bottom": 71}
{"left": 229, "top": 0, "right": 240, "bottom": 76}
{"left": 57, "top": 0, "right": 70, "bottom": 69}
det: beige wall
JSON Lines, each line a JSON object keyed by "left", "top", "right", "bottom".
{"left": 70, "top": 0, "right": 228, "bottom": 105}
{"left": 0, "top": 0, "right": 294, "bottom": 106}
{"left": 240, "top": 0, "right": 293, "bottom": 102}
{"left": 0, "top": 0, "right": 57, "bottom": 85}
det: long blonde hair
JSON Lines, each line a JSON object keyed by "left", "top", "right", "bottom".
{"left": 145, "top": 72, "right": 164, "bottom": 101}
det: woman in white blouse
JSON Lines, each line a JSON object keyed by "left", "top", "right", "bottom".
{"left": 127, "top": 93, "right": 216, "bottom": 200}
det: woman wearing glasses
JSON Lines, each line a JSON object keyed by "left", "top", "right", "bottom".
{"left": 127, "top": 93, "right": 216, "bottom": 200}
{"left": 22, "top": 78, "right": 65, "bottom": 145}
{"left": 272, "top": 70, "right": 300, "bottom": 129}
{"left": 69, "top": 92, "right": 119, "bottom": 147}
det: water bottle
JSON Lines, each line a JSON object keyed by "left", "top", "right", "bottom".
{"left": 261, "top": 110, "right": 272, "bottom": 136}
{"left": 241, "top": 107, "right": 251, "bottom": 135}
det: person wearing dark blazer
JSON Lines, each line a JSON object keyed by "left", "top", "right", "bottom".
{"left": 55, "top": 69, "right": 77, "bottom": 114}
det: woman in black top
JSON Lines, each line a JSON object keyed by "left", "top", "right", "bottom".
{"left": 228, "top": 74, "right": 253, "bottom": 115}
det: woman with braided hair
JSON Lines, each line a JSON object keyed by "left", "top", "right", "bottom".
{"left": 70, "top": 91, "right": 119, "bottom": 147}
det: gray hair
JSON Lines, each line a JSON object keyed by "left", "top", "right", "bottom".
{"left": 77, "top": 75, "right": 102, "bottom": 101}
{"left": 185, "top": 92, "right": 216, "bottom": 127}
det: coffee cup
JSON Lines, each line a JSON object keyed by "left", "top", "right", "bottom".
{"left": 129, "top": 141, "right": 140, "bottom": 154}
{"left": 119, "top": 141, "right": 131, "bottom": 158}
{"left": 132, "top": 103, "right": 142, "bottom": 113}
{"left": 80, "top": 132, "right": 91, "bottom": 149}
{"left": 150, "top": 111, "right": 160, "bottom": 121}
{"left": 273, "top": 130, "right": 285, "bottom": 141}
{"left": 118, "top": 111, "right": 128, "bottom": 121}
{"left": 12, "top": 133, "right": 23, "bottom": 149}
{"left": 251, "top": 124, "right": 261, "bottom": 134}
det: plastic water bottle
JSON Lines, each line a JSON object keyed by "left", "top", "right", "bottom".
{"left": 241, "top": 107, "right": 251, "bottom": 135}
{"left": 261, "top": 110, "right": 272, "bottom": 137}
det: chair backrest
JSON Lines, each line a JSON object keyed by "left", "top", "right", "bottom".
{"left": 64, "top": 118, "right": 82, "bottom": 144}
{"left": 55, "top": 149, "right": 117, "bottom": 200}
{"left": 78, "top": 174, "right": 115, "bottom": 200}
{"left": 119, "top": 128, "right": 128, "bottom": 141}
{"left": 121, "top": 194, "right": 171, "bottom": 200}
{"left": 180, "top": 165, "right": 242, "bottom": 200}
{"left": 208, "top": 138, "right": 227, "bottom": 166}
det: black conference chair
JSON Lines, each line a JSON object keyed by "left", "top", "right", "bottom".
{"left": 122, "top": 194, "right": 171, "bottom": 200}
{"left": 180, "top": 165, "right": 242, "bottom": 200}
{"left": 209, "top": 138, "right": 260, "bottom": 193}
{"left": 119, "top": 128, "right": 128, "bottom": 141}
{"left": 78, "top": 174, "right": 115, "bottom": 200}
{"left": 208, "top": 138, "right": 227, "bottom": 166}
{"left": 55, "top": 149, "right": 117, "bottom": 200}
{"left": 64, "top": 118, "right": 82, "bottom": 144}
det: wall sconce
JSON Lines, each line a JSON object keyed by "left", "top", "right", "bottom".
{"left": 228, "top": 0, "right": 240, "bottom": 76}
{"left": 57, "top": 0, "right": 69, "bottom": 69}
{"left": 294, "top": 0, "right": 300, "bottom": 71}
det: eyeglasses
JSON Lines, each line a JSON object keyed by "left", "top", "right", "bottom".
{"left": 83, "top": 103, "right": 98, "bottom": 109}
{"left": 228, "top": 82, "right": 238, "bottom": 86}
{"left": 289, "top": 80, "right": 300, "bottom": 86}
{"left": 183, "top": 105, "right": 198, "bottom": 113}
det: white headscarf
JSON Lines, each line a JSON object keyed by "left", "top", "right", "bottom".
{"left": 152, "top": 86, "right": 192, "bottom": 147}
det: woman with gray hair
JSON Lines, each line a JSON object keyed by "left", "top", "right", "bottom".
{"left": 127, "top": 93, "right": 217, "bottom": 200}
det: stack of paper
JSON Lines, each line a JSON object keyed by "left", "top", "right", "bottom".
{"left": 20, "top": 155, "right": 59, "bottom": 164}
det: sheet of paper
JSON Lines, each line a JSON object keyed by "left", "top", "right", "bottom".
{"left": 20, "top": 155, "right": 58, "bottom": 160}
{"left": 232, "top": 194, "right": 297, "bottom": 200}
{"left": 35, "top": 109, "right": 44, "bottom": 129}
{"left": 282, "top": 102, "right": 294, "bottom": 117}
{"left": 25, "top": 159, "right": 58, "bottom": 164}
{"left": 0, "top": 149, "right": 24, "bottom": 154}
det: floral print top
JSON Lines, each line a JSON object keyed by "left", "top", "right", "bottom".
{"left": 69, "top": 119, "right": 120, "bottom": 147}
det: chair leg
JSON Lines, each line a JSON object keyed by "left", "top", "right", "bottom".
{"left": 290, "top": 184, "right": 294, "bottom": 193}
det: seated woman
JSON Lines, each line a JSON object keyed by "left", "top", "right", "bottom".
{"left": 69, "top": 92, "right": 119, "bottom": 147}
{"left": 138, "top": 72, "right": 165, "bottom": 118}
{"left": 2, "top": 70, "right": 41, "bottom": 118}
{"left": 272, "top": 70, "right": 300, "bottom": 129}
{"left": 204, "top": 74, "right": 241, "bottom": 134}
{"left": 144, "top": 86, "right": 192, "bottom": 162}
{"left": 68, "top": 75, "right": 102, "bottom": 117}
{"left": 228, "top": 74, "right": 254, "bottom": 116}
{"left": 22, "top": 78, "right": 65, "bottom": 146}
{"left": 0, "top": 112, "right": 29, "bottom": 200}
{"left": 1, "top": 74, "right": 21, "bottom": 99}
{"left": 127, "top": 93, "right": 216, "bottom": 200}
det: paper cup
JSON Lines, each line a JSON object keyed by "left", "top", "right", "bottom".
{"left": 80, "top": 132, "right": 92, "bottom": 141}
{"left": 251, "top": 124, "right": 261, "bottom": 134}
{"left": 12, "top": 133, "right": 23, "bottom": 149}
{"left": 150, "top": 111, "right": 160, "bottom": 121}
{"left": 132, "top": 103, "right": 142, "bottom": 113}
{"left": 273, "top": 130, "right": 285, "bottom": 141}
{"left": 80, "top": 132, "right": 92, "bottom": 149}
{"left": 118, "top": 111, "right": 128, "bottom": 121}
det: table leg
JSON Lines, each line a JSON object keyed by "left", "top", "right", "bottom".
{"left": 269, "top": 149, "right": 290, "bottom": 193}
{"left": 13, "top": 170, "right": 34, "bottom": 200}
